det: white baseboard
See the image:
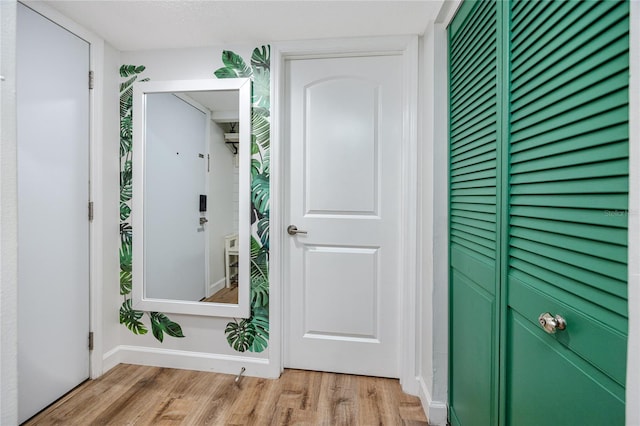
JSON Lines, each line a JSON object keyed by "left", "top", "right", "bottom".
{"left": 418, "top": 375, "right": 448, "bottom": 426}
{"left": 208, "top": 277, "right": 226, "bottom": 296}
{"left": 102, "top": 345, "right": 280, "bottom": 378}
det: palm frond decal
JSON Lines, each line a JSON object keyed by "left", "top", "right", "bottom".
{"left": 217, "top": 46, "right": 271, "bottom": 353}
{"left": 118, "top": 64, "right": 184, "bottom": 342}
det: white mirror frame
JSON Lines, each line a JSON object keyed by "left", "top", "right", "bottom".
{"left": 132, "top": 78, "right": 251, "bottom": 317}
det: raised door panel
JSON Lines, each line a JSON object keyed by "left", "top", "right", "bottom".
{"left": 305, "top": 78, "right": 379, "bottom": 216}
{"left": 507, "top": 309, "right": 625, "bottom": 426}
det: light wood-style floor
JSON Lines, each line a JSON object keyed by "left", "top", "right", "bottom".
{"left": 201, "top": 285, "right": 238, "bottom": 304}
{"left": 25, "top": 364, "right": 428, "bottom": 425}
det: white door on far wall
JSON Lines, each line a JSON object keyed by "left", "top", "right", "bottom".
{"left": 284, "top": 54, "right": 403, "bottom": 378}
{"left": 17, "top": 3, "right": 90, "bottom": 423}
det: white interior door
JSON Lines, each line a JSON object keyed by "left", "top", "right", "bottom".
{"left": 17, "top": 3, "right": 90, "bottom": 422}
{"left": 145, "top": 93, "right": 207, "bottom": 301}
{"left": 284, "top": 54, "right": 403, "bottom": 377}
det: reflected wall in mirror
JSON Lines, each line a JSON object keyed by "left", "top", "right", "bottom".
{"left": 133, "top": 78, "right": 251, "bottom": 318}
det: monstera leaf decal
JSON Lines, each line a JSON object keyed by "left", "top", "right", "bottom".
{"left": 215, "top": 46, "right": 271, "bottom": 353}
{"left": 118, "top": 64, "right": 184, "bottom": 343}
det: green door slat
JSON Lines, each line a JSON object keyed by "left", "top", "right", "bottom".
{"left": 510, "top": 237, "right": 627, "bottom": 282}
{"left": 509, "top": 257, "right": 628, "bottom": 317}
{"left": 451, "top": 170, "right": 496, "bottom": 184}
{"left": 510, "top": 141, "right": 628, "bottom": 175}
{"left": 510, "top": 216, "right": 627, "bottom": 246}
{"left": 450, "top": 194, "right": 497, "bottom": 205}
{"left": 449, "top": 0, "right": 494, "bottom": 52}
{"left": 451, "top": 156, "right": 496, "bottom": 176}
{"left": 452, "top": 215, "right": 496, "bottom": 232}
{"left": 511, "top": 1, "right": 625, "bottom": 85}
{"left": 450, "top": 185, "right": 496, "bottom": 196}
{"left": 510, "top": 205, "right": 628, "bottom": 228}
{"left": 511, "top": 68, "right": 628, "bottom": 129}
{"left": 510, "top": 176, "right": 628, "bottom": 196}
{"left": 451, "top": 134, "right": 496, "bottom": 157}
{"left": 512, "top": 21, "right": 628, "bottom": 97}
{"left": 510, "top": 193, "right": 628, "bottom": 210}
{"left": 511, "top": 2, "right": 580, "bottom": 48}
{"left": 510, "top": 226, "right": 626, "bottom": 264}
{"left": 450, "top": 30, "right": 496, "bottom": 88}
{"left": 451, "top": 235, "right": 496, "bottom": 259}
{"left": 511, "top": 126, "right": 628, "bottom": 164}
{"left": 509, "top": 0, "right": 547, "bottom": 35}
{"left": 511, "top": 38, "right": 629, "bottom": 112}
{"left": 510, "top": 159, "right": 628, "bottom": 185}
{"left": 451, "top": 67, "right": 496, "bottom": 106}
{"left": 511, "top": 0, "right": 595, "bottom": 71}
{"left": 511, "top": 52, "right": 628, "bottom": 118}
{"left": 510, "top": 90, "right": 629, "bottom": 142}
{"left": 451, "top": 202, "right": 497, "bottom": 215}
{"left": 451, "top": 105, "right": 496, "bottom": 140}
{"left": 452, "top": 222, "right": 496, "bottom": 242}
{"left": 452, "top": 210, "right": 496, "bottom": 224}
{"left": 510, "top": 106, "right": 628, "bottom": 148}
{"left": 450, "top": 83, "right": 495, "bottom": 124}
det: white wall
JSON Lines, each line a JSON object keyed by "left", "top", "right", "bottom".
{"left": 417, "top": 2, "right": 459, "bottom": 424}
{"left": 110, "top": 46, "right": 270, "bottom": 376}
{"left": 100, "top": 40, "right": 122, "bottom": 374}
{"left": 0, "top": 0, "right": 18, "bottom": 423}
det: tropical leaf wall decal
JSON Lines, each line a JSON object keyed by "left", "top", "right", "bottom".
{"left": 118, "top": 46, "right": 270, "bottom": 350}
{"left": 119, "top": 64, "right": 184, "bottom": 343}
{"left": 215, "top": 46, "right": 271, "bottom": 353}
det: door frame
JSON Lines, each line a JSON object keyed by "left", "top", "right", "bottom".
{"left": 270, "top": 36, "right": 419, "bottom": 393}
{"left": 20, "top": 1, "right": 105, "bottom": 379}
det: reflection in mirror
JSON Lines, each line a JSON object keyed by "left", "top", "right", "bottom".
{"left": 133, "top": 79, "right": 251, "bottom": 318}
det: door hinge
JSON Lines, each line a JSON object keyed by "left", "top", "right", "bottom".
{"left": 89, "top": 71, "right": 94, "bottom": 90}
{"left": 88, "top": 201, "right": 94, "bottom": 222}
{"left": 88, "top": 332, "right": 94, "bottom": 351}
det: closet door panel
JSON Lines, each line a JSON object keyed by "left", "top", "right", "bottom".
{"left": 448, "top": 1, "right": 500, "bottom": 424}
{"left": 506, "top": 0, "right": 629, "bottom": 423}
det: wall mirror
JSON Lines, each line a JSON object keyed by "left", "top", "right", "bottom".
{"left": 132, "top": 78, "right": 251, "bottom": 317}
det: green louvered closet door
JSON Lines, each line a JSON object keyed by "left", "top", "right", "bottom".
{"left": 448, "top": 0, "right": 501, "bottom": 425}
{"left": 449, "top": 1, "right": 629, "bottom": 425}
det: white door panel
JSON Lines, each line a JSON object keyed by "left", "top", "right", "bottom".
{"left": 17, "top": 3, "right": 90, "bottom": 422}
{"left": 305, "top": 77, "right": 379, "bottom": 215}
{"left": 285, "top": 55, "right": 402, "bottom": 377}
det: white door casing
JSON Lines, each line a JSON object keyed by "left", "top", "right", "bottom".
{"left": 284, "top": 52, "right": 408, "bottom": 378}
{"left": 17, "top": 3, "right": 90, "bottom": 422}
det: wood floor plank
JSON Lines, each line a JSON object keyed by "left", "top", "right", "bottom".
{"left": 24, "top": 364, "right": 429, "bottom": 425}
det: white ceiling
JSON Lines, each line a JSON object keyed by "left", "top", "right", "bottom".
{"left": 37, "top": 0, "right": 443, "bottom": 52}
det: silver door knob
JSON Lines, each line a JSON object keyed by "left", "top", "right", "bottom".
{"left": 538, "top": 312, "right": 567, "bottom": 334}
{"left": 287, "top": 225, "right": 307, "bottom": 235}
